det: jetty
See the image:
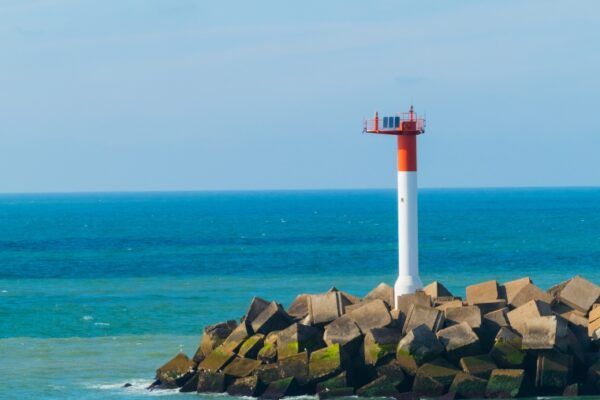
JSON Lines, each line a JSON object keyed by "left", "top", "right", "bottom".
{"left": 150, "top": 275, "right": 600, "bottom": 398}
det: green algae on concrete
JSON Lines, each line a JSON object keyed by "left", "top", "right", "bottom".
{"left": 198, "top": 344, "right": 235, "bottom": 372}
{"left": 309, "top": 343, "right": 343, "bottom": 381}
{"left": 316, "top": 371, "right": 348, "bottom": 392}
{"left": 460, "top": 354, "right": 497, "bottom": 379}
{"left": 258, "top": 342, "right": 277, "bottom": 363}
{"left": 485, "top": 369, "right": 525, "bottom": 398}
{"left": 155, "top": 352, "right": 194, "bottom": 387}
{"left": 238, "top": 334, "right": 265, "bottom": 359}
{"left": 356, "top": 376, "right": 401, "bottom": 398}
{"left": 449, "top": 372, "right": 487, "bottom": 398}
{"left": 197, "top": 370, "right": 226, "bottom": 393}
{"left": 222, "top": 357, "right": 262, "bottom": 378}
{"left": 260, "top": 377, "right": 300, "bottom": 399}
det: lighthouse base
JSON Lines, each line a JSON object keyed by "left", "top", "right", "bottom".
{"left": 394, "top": 275, "right": 423, "bottom": 309}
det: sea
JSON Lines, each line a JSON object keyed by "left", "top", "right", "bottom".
{"left": 1, "top": 188, "right": 599, "bottom": 399}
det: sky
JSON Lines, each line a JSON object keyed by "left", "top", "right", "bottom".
{"left": 1, "top": 0, "right": 599, "bottom": 192}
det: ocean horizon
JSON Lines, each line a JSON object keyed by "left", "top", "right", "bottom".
{"left": 2, "top": 187, "right": 600, "bottom": 399}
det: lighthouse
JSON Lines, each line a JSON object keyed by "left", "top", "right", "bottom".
{"left": 363, "top": 106, "right": 425, "bottom": 309}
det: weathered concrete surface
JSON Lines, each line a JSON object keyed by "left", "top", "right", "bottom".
{"left": 349, "top": 299, "right": 392, "bottom": 332}
{"left": 460, "top": 354, "right": 497, "bottom": 379}
{"left": 227, "top": 375, "right": 262, "bottom": 397}
{"left": 363, "top": 327, "right": 401, "bottom": 366}
{"left": 436, "top": 322, "right": 481, "bottom": 361}
{"left": 414, "top": 359, "right": 461, "bottom": 394}
{"left": 535, "top": 352, "right": 572, "bottom": 394}
{"left": 424, "top": 281, "right": 453, "bottom": 299}
{"left": 522, "top": 316, "right": 568, "bottom": 351}
{"left": 195, "top": 320, "right": 237, "bottom": 361}
{"left": 435, "top": 300, "right": 463, "bottom": 312}
{"left": 364, "top": 282, "right": 394, "bottom": 306}
{"left": 238, "top": 334, "right": 265, "bottom": 359}
{"left": 506, "top": 300, "right": 552, "bottom": 334}
{"left": 449, "top": 372, "right": 487, "bottom": 399}
{"left": 197, "top": 370, "right": 226, "bottom": 393}
{"left": 309, "top": 344, "right": 344, "bottom": 382}
{"left": 396, "top": 291, "right": 431, "bottom": 317}
{"left": 489, "top": 328, "right": 525, "bottom": 369}
{"left": 287, "top": 294, "right": 309, "bottom": 320}
{"left": 260, "top": 377, "right": 301, "bottom": 399}
{"left": 323, "top": 314, "right": 362, "bottom": 351}
{"left": 485, "top": 369, "right": 525, "bottom": 398}
{"left": 403, "top": 304, "right": 444, "bottom": 334}
{"left": 278, "top": 351, "right": 309, "bottom": 384}
{"left": 223, "top": 357, "right": 262, "bottom": 378}
{"left": 509, "top": 283, "right": 553, "bottom": 308}
{"left": 198, "top": 345, "right": 236, "bottom": 372}
{"left": 466, "top": 280, "right": 499, "bottom": 305}
{"left": 472, "top": 299, "right": 506, "bottom": 315}
{"left": 444, "top": 305, "right": 481, "bottom": 329}
{"left": 308, "top": 292, "right": 346, "bottom": 325}
{"left": 356, "top": 376, "right": 402, "bottom": 398}
{"left": 315, "top": 371, "right": 348, "bottom": 392}
{"left": 251, "top": 302, "right": 292, "bottom": 334}
{"left": 397, "top": 324, "right": 444, "bottom": 367}
{"left": 155, "top": 353, "right": 194, "bottom": 388}
{"left": 222, "top": 321, "right": 253, "bottom": 352}
{"left": 559, "top": 275, "right": 600, "bottom": 314}
{"left": 500, "top": 277, "right": 531, "bottom": 304}
{"left": 246, "top": 297, "right": 271, "bottom": 324}
{"left": 276, "top": 323, "right": 322, "bottom": 359}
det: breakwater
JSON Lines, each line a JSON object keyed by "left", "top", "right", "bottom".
{"left": 150, "top": 276, "right": 600, "bottom": 399}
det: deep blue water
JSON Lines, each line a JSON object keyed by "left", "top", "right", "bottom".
{"left": 1, "top": 188, "right": 599, "bottom": 399}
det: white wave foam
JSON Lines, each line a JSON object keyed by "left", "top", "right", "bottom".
{"left": 94, "top": 322, "right": 110, "bottom": 327}
{"left": 82, "top": 315, "right": 94, "bottom": 321}
{"left": 87, "top": 379, "right": 179, "bottom": 396}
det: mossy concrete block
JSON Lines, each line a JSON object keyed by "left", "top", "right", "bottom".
{"left": 412, "top": 374, "right": 446, "bottom": 397}
{"left": 277, "top": 322, "right": 322, "bottom": 359}
{"left": 376, "top": 360, "right": 406, "bottom": 382}
{"left": 444, "top": 305, "right": 481, "bottom": 329}
{"left": 277, "top": 351, "right": 309, "bottom": 384}
{"left": 238, "top": 334, "right": 265, "bottom": 359}
{"left": 179, "top": 371, "right": 200, "bottom": 392}
{"left": 466, "top": 280, "right": 499, "bottom": 305}
{"left": 449, "top": 372, "right": 487, "bottom": 399}
{"left": 309, "top": 292, "right": 345, "bottom": 325}
{"left": 323, "top": 314, "right": 362, "bottom": 353}
{"left": 256, "top": 363, "right": 281, "bottom": 384}
{"left": 522, "top": 316, "right": 568, "bottom": 351}
{"left": 364, "top": 282, "right": 394, "bottom": 306}
{"left": 349, "top": 299, "right": 392, "bottom": 332}
{"left": 222, "top": 357, "right": 262, "bottom": 378}
{"left": 424, "top": 281, "right": 453, "bottom": 299}
{"left": 195, "top": 320, "right": 237, "bottom": 361}
{"left": 506, "top": 299, "right": 552, "bottom": 335}
{"left": 396, "top": 291, "right": 431, "bottom": 317}
{"left": 155, "top": 352, "right": 194, "bottom": 387}
{"left": 364, "top": 327, "right": 401, "bottom": 366}
{"left": 222, "top": 321, "right": 253, "bottom": 352}
{"left": 199, "top": 345, "right": 236, "bottom": 372}
{"left": 509, "top": 283, "right": 553, "bottom": 308}
{"left": 196, "top": 370, "right": 226, "bottom": 393}
{"left": 460, "top": 354, "right": 497, "bottom": 379}
{"left": 287, "top": 294, "right": 309, "bottom": 320}
{"left": 245, "top": 297, "right": 271, "bottom": 324}
{"left": 559, "top": 275, "right": 600, "bottom": 314}
{"left": 500, "top": 277, "right": 531, "bottom": 304}
{"left": 485, "top": 369, "right": 525, "bottom": 398}
{"left": 316, "top": 371, "right": 348, "bottom": 392}
{"left": 252, "top": 301, "right": 293, "bottom": 335}
{"left": 227, "top": 375, "right": 263, "bottom": 397}
{"left": 356, "top": 376, "right": 402, "bottom": 398}
{"left": 436, "top": 322, "right": 481, "bottom": 362}
{"left": 258, "top": 342, "right": 277, "bottom": 363}
{"left": 403, "top": 304, "right": 444, "bottom": 334}
{"left": 317, "top": 386, "right": 355, "bottom": 399}
{"left": 535, "top": 352, "right": 572, "bottom": 394}
{"left": 489, "top": 327, "right": 525, "bottom": 369}
{"left": 417, "top": 359, "right": 461, "bottom": 389}
{"left": 309, "top": 344, "right": 344, "bottom": 382}
{"left": 397, "top": 324, "right": 444, "bottom": 366}
{"left": 260, "top": 377, "right": 301, "bottom": 399}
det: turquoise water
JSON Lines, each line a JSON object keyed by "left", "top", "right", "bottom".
{"left": 2, "top": 188, "right": 600, "bottom": 399}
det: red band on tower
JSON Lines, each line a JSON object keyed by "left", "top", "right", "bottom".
{"left": 397, "top": 135, "right": 417, "bottom": 171}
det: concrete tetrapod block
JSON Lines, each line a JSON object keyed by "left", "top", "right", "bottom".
{"left": 460, "top": 354, "right": 497, "bottom": 379}
{"left": 245, "top": 297, "right": 271, "bottom": 324}
{"left": 195, "top": 320, "right": 238, "bottom": 361}
{"left": 323, "top": 314, "right": 362, "bottom": 354}
{"left": 414, "top": 359, "right": 461, "bottom": 395}
{"left": 559, "top": 275, "right": 600, "bottom": 314}
{"left": 364, "top": 282, "right": 394, "bottom": 307}
{"left": 480, "top": 308, "right": 509, "bottom": 349}
{"left": 356, "top": 376, "right": 403, "bottom": 398}
{"left": 522, "top": 315, "right": 569, "bottom": 351}
{"left": 396, "top": 324, "right": 444, "bottom": 374}
{"left": 506, "top": 299, "right": 552, "bottom": 335}
{"left": 287, "top": 294, "right": 309, "bottom": 320}
{"left": 424, "top": 281, "right": 453, "bottom": 299}
{"left": 485, "top": 369, "right": 525, "bottom": 398}
{"left": 276, "top": 323, "right": 322, "bottom": 359}
{"left": 309, "top": 292, "right": 345, "bottom": 325}
{"left": 489, "top": 327, "right": 526, "bottom": 369}
{"left": 444, "top": 305, "right": 481, "bottom": 329}
{"left": 396, "top": 291, "right": 432, "bottom": 317}
{"left": 317, "top": 387, "right": 355, "bottom": 399}
{"left": 449, "top": 372, "right": 487, "bottom": 399}
{"left": 403, "top": 304, "right": 444, "bottom": 334}
{"left": 227, "top": 375, "right": 263, "bottom": 397}
{"left": 436, "top": 300, "right": 463, "bottom": 312}
{"left": 198, "top": 345, "right": 236, "bottom": 372}
{"left": 466, "top": 280, "right": 499, "bottom": 305}
{"left": 500, "top": 277, "right": 532, "bottom": 304}
{"left": 196, "top": 370, "right": 226, "bottom": 393}
{"left": 363, "top": 327, "right": 401, "bottom": 366}
{"left": 222, "top": 320, "right": 253, "bottom": 352}
{"left": 472, "top": 299, "right": 507, "bottom": 316}
{"left": 155, "top": 352, "right": 194, "bottom": 388}
{"left": 257, "top": 342, "right": 277, "bottom": 363}
{"left": 535, "top": 351, "right": 572, "bottom": 395}
{"left": 277, "top": 351, "right": 309, "bottom": 385}
{"left": 315, "top": 371, "right": 348, "bottom": 392}
{"left": 308, "top": 344, "right": 344, "bottom": 382}
{"left": 349, "top": 299, "right": 392, "bottom": 332}
{"left": 260, "top": 377, "right": 302, "bottom": 400}
{"left": 238, "top": 334, "right": 265, "bottom": 359}
{"left": 251, "top": 301, "right": 293, "bottom": 335}
{"left": 509, "top": 283, "right": 553, "bottom": 308}
{"left": 547, "top": 278, "right": 572, "bottom": 301}
{"left": 436, "top": 322, "right": 482, "bottom": 362}
{"left": 256, "top": 364, "right": 281, "bottom": 385}
{"left": 223, "top": 357, "right": 263, "bottom": 378}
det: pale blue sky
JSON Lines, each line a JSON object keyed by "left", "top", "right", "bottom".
{"left": 1, "top": 1, "right": 599, "bottom": 192}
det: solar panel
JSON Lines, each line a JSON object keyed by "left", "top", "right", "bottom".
{"left": 394, "top": 116, "right": 400, "bottom": 128}
{"left": 383, "top": 117, "right": 389, "bottom": 128}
